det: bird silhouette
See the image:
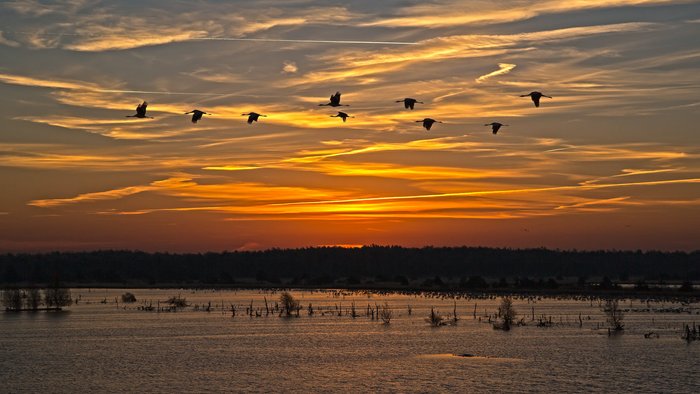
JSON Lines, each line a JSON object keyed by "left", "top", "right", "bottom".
{"left": 520, "top": 91, "right": 552, "bottom": 107}
{"left": 242, "top": 112, "right": 266, "bottom": 124}
{"left": 126, "top": 101, "right": 152, "bottom": 118}
{"left": 330, "top": 111, "right": 353, "bottom": 122}
{"left": 184, "top": 109, "right": 209, "bottom": 123}
{"left": 396, "top": 98, "right": 423, "bottom": 110}
{"left": 416, "top": 118, "right": 441, "bottom": 131}
{"left": 319, "top": 91, "right": 347, "bottom": 107}
{"left": 485, "top": 122, "right": 508, "bottom": 134}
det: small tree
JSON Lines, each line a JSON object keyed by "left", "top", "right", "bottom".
{"left": 379, "top": 302, "right": 393, "bottom": 325}
{"left": 26, "top": 288, "right": 42, "bottom": 310}
{"left": 166, "top": 295, "right": 188, "bottom": 308}
{"left": 121, "top": 292, "right": 137, "bottom": 303}
{"left": 45, "top": 286, "right": 72, "bottom": 309}
{"left": 44, "top": 276, "right": 72, "bottom": 310}
{"left": 496, "top": 297, "right": 516, "bottom": 331}
{"left": 2, "top": 288, "right": 23, "bottom": 311}
{"left": 604, "top": 299, "right": 624, "bottom": 331}
{"left": 279, "top": 291, "right": 299, "bottom": 317}
{"left": 426, "top": 307, "right": 445, "bottom": 327}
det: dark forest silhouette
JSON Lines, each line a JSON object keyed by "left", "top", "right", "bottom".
{"left": 1, "top": 247, "right": 698, "bottom": 291}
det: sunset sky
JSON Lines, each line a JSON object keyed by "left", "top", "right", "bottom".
{"left": 0, "top": 0, "right": 699, "bottom": 252}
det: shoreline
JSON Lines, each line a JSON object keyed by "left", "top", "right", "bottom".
{"left": 58, "top": 283, "right": 700, "bottom": 301}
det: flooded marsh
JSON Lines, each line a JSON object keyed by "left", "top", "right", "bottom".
{"left": 1, "top": 289, "right": 699, "bottom": 393}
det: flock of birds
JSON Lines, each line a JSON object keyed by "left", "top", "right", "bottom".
{"left": 126, "top": 91, "right": 553, "bottom": 134}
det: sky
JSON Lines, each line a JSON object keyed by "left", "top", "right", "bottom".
{"left": 0, "top": 0, "right": 699, "bottom": 252}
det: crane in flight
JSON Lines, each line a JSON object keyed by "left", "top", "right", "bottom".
{"left": 184, "top": 109, "right": 209, "bottom": 123}
{"left": 485, "top": 122, "right": 508, "bottom": 134}
{"left": 416, "top": 118, "right": 441, "bottom": 131}
{"left": 396, "top": 98, "right": 423, "bottom": 110}
{"left": 126, "top": 101, "right": 152, "bottom": 119}
{"left": 242, "top": 112, "right": 266, "bottom": 124}
{"left": 520, "top": 91, "right": 552, "bottom": 107}
{"left": 330, "top": 111, "right": 353, "bottom": 122}
{"left": 319, "top": 92, "right": 348, "bottom": 107}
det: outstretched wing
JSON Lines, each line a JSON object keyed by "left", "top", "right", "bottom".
{"left": 137, "top": 102, "right": 148, "bottom": 116}
{"left": 331, "top": 92, "right": 341, "bottom": 105}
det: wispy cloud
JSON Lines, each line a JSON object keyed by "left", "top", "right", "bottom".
{"left": 0, "top": 72, "right": 223, "bottom": 96}
{"left": 1, "top": 4, "right": 371, "bottom": 51}
{"left": 476, "top": 63, "right": 517, "bottom": 83}
{"left": 282, "top": 61, "right": 298, "bottom": 74}
{"left": 290, "top": 23, "right": 656, "bottom": 85}
{"left": 29, "top": 184, "right": 157, "bottom": 208}
{"left": 0, "top": 31, "right": 20, "bottom": 47}
{"left": 361, "top": 1, "right": 687, "bottom": 27}
{"left": 266, "top": 178, "right": 700, "bottom": 207}
{"left": 0, "top": 72, "right": 101, "bottom": 90}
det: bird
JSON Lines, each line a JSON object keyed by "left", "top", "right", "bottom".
{"left": 416, "top": 118, "right": 441, "bottom": 131}
{"left": 242, "top": 112, "right": 266, "bottom": 124}
{"left": 184, "top": 109, "right": 209, "bottom": 123}
{"left": 126, "top": 101, "right": 152, "bottom": 118}
{"left": 330, "top": 111, "right": 353, "bottom": 122}
{"left": 396, "top": 98, "right": 423, "bottom": 110}
{"left": 319, "top": 91, "right": 347, "bottom": 107}
{"left": 485, "top": 122, "right": 508, "bottom": 134}
{"left": 520, "top": 91, "right": 552, "bottom": 107}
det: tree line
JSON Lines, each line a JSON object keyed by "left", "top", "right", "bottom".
{"left": 1, "top": 246, "right": 698, "bottom": 288}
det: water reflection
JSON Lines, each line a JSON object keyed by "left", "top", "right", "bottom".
{"left": 1, "top": 289, "right": 698, "bottom": 393}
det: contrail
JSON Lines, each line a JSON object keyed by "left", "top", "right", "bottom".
{"left": 9, "top": 31, "right": 418, "bottom": 46}
{"left": 191, "top": 37, "right": 418, "bottom": 45}
{"left": 95, "top": 89, "right": 224, "bottom": 96}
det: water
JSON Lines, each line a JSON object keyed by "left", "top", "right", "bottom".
{"left": 1, "top": 289, "right": 699, "bottom": 393}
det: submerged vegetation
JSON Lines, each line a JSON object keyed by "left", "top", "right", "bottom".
{"left": 8, "top": 286, "right": 698, "bottom": 343}
{"left": 279, "top": 291, "right": 300, "bottom": 317}
{"left": 2, "top": 285, "right": 71, "bottom": 311}
{"left": 121, "top": 292, "right": 137, "bottom": 303}
{"left": 426, "top": 307, "right": 446, "bottom": 327}
{"left": 379, "top": 302, "right": 393, "bottom": 324}
{"left": 166, "top": 295, "right": 188, "bottom": 308}
{"left": 683, "top": 323, "right": 699, "bottom": 342}
{"left": 494, "top": 297, "right": 516, "bottom": 331}
{"left": 603, "top": 299, "right": 625, "bottom": 333}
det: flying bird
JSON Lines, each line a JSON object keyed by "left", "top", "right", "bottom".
{"left": 416, "top": 118, "right": 441, "bottom": 131}
{"left": 319, "top": 91, "right": 347, "bottom": 107}
{"left": 242, "top": 112, "right": 266, "bottom": 124}
{"left": 396, "top": 98, "right": 424, "bottom": 110}
{"left": 485, "top": 122, "right": 508, "bottom": 134}
{"left": 184, "top": 109, "right": 209, "bottom": 123}
{"left": 520, "top": 91, "right": 552, "bottom": 107}
{"left": 331, "top": 111, "right": 353, "bottom": 122}
{"left": 126, "top": 101, "right": 152, "bottom": 118}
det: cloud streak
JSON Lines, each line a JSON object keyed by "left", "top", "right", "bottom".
{"left": 29, "top": 185, "right": 157, "bottom": 208}
{"left": 268, "top": 178, "right": 700, "bottom": 207}
{"left": 476, "top": 63, "right": 517, "bottom": 83}
{"left": 191, "top": 37, "right": 417, "bottom": 45}
{"left": 361, "top": 0, "right": 688, "bottom": 28}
